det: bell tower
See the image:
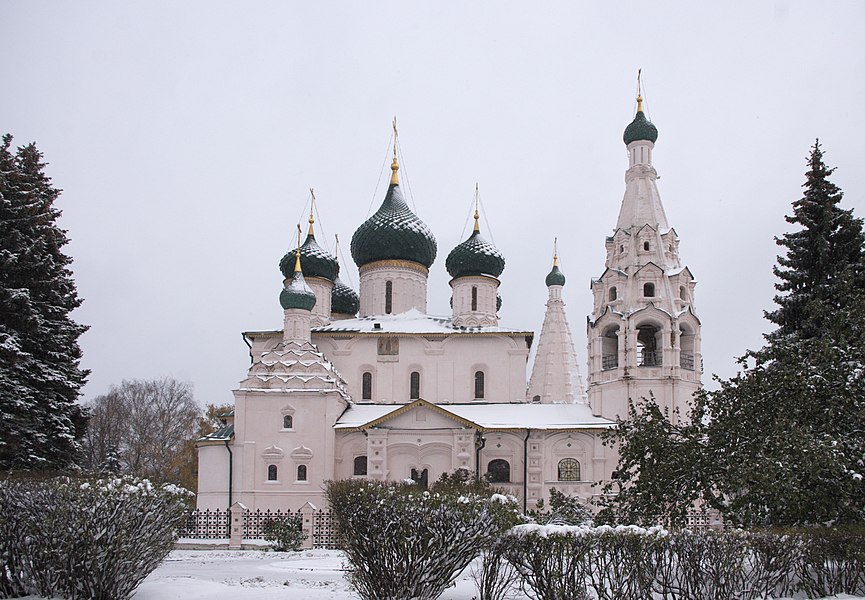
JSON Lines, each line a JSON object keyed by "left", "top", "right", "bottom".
{"left": 587, "top": 83, "right": 702, "bottom": 423}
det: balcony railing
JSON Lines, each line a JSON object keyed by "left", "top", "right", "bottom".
{"left": 638, "top": 351, "right": 662, "bottom": 367}
{"left": 602, "top": 354, "right": 618, "bottom": 370}
{"left": 680, "top": 352, "right": 695, "bottom": 370}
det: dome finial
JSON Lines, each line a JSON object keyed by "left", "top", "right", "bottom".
{"left": 473, "top": 183, "right": 480, "bottom": 233}
{"left": 390, "top": 117, "right": 400, "bottom": 185}
{"left": 553, "top": 237, "right": 559, "bottom": 267}
{"left": 308, "top": 188, "right": 316, "bottom": 235}
{"left": 636, "top": 68, "right": 644, "bottom": 113}
{"left": 294, "top": 224, "right": 302, "bottom": 273}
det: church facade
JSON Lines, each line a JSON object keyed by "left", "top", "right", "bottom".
{"left": 196, "top": 94, "right": 702, "bottom": 512}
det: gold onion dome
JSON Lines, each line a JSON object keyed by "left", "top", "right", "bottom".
{"left": 445, "top": 207, "right": 505, "bottom": 279}
{"left": 350, "top": 155, "right": 437, "bottom": 269}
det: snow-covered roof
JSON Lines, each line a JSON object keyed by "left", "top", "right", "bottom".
{"left": 309, "top": 309, "right": 532, "bottom": 336}
{"left": 334, "top": 400, "right": 615, "bottom": 431}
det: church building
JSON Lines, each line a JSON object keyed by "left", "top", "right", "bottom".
{"left": 196, "top": 92, "right": 702, "bottom": 512}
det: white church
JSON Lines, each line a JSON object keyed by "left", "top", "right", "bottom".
{"left": 195, "top": 92, "right": 702, "bottom": 512}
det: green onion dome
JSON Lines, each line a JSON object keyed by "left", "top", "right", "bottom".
{"left": 280, "top": 255, "right": 317, "bottom": 311}
{"left": 623, "top": 98, "right": 658, "bottom": 145}
{"left": 350, "top": 159, "right": 437, "bottom": 269}
{"left": 545, "top": 263, "right": 566, "bottom": 287}
{"left": 445, "top": 218, "right": 505, "bottom": 279}
{"left": 279, "top": 231, "right": 339, "bottom": 281}
{"left": 331, "top": 275, "right": 359, "bottom": 316}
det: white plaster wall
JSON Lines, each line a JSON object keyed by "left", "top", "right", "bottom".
{"left": 450, "top": 276, "right": 499, "bottom": 327}
{"left": 313, "top": 333, "right": 530, "bottom": 404}
{"left": 195, "top": 443, "right": 232, "bottom": 510}
{"left": 226, "top": 389, "right": 345, "bottom": 512}
{"left": 359, "top": 262, "right": 428, "bottom": 317}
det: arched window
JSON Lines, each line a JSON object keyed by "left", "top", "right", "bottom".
{"left": 362, "top": 372, "right": 372, "bottom": 400}
{"left": 609, "top": 287, "right": 617, "bottom": 301}
{"left": 297, "top": 464, "right": 307, "bottom": 482}
{"left": 410, "top": 371, "right": 420, "bottom": 400}
{"left": 637, "top": 324, "right": 661, "bottom": 366}
{"left": 385, "top": 281, "right": 393, "bottom": 314}
{"left": 680, "top": 286, "right": 687, "bottom": 301}
{"left": 558, "top": 458, "right": 580, "bottom": 481}
{"left": 487, "top": 459, "right": 510, "bottom": 483}
{"left": 471, "top": 286, "right": 478, "bottom": 311}
{"left": 680, "top": 324, "right": 696, "bottom": 371}
{"left": 643, "top": 282, "right": 655, "bottom": 297}
{"left": 353, "top": 456, "right": 368, "bottom": 476}
{"left": 267, "top": 464, "right": 278, "bottom": 481}
{"left": 602, "top": 325, "right": 619, "bottom": 370}
{"left": 474, "top": 371, "right": 485, "bottom": 399}
{"left": 283, "top": 415, "right": 293, "bottom": 429}
{"left": 643, "top": 241, "right": 650, "bottom": 251}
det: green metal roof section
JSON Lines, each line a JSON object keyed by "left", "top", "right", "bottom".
{"left": 445, "top": 228, "right": 505, "bottom": 279}
{"left": 623, "top": 110, "right": 658, "bottom": 145}
{"left": 545, "top": 264, "right": 566, "bottom": 287}
{"left": 279, "top": 233, "right": 339, "bottom": 281}
{"left": 331, "top": 275, "right": 359, "bottom": 315}
{"left": 198, "top": 423, "right": 234, "bottom": 442}
{"left": 350, "top": 183, "right": 437, "bottom": 269}
{"left": 280, "top": 271, "right": 317, "bottom": 311}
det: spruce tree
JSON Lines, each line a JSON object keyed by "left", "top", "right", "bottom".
{"left": 766, "top": 140, "right": 865, "bottom": 343}
{"left": 0, "top": 134, "right": 89, "bottom": 471}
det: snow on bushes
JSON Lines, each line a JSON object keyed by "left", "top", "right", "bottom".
{"left": 263, "top": 515, "right": 306, "bottom": 552}
{"left": 504, "top": 524, "right": 865, "bottom": 600}
{"left": 326, "top": 473, "right": 520, "bottom": 600}
{"left": 0, "top": 475, "right": 191, "bottom": 599}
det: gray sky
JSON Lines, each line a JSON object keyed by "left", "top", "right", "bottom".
{"left": 2, "top": 2, "right": 864, "bottom": 407}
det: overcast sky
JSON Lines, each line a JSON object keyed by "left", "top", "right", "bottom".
{"left": 2, "top": 2, "right": 864, "bottom": 407}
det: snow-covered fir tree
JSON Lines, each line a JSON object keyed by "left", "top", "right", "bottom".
{"left": 0, "top": 134, "right": 89, "bottom": 470}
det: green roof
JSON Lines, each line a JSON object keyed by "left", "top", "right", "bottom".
{"left": 445, "top": 229, "right": 505, "bottom": 279}
{"left": 545, "top": 264, "right": 566, "bottom": 287}
{"left": 279, "top": 233, "right": 339, "bottom": 281}
{"left": 623, "top": 111, "right": 658, "bottom": 145}
{"left": 350, "top": 183, "right": 437, "bottom": 268}
{"left": 280, "top": 272, "right": 317, "bottom": 311}
{"left": 331, "top": 275, "right": 359, "bottom": 315}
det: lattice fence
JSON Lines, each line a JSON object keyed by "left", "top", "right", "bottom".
{"left": 179, "top": 508, "right": 340, "bottom": 548}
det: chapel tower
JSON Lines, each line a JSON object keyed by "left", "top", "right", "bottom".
{"left": 586, "top": 87, "right": 702, "bottom": 422}
{"left": 527, "top": 246, "right": 585, "bottom": 404}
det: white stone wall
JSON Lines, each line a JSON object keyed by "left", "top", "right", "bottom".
{"left": 450, "top": 275, "right": 499, "bottom": 327}
{"left": 312, "top": 332, "right": 530, "bottom": 404}
{"left": 358, "top": 261, "right": 428, "bottom": 317}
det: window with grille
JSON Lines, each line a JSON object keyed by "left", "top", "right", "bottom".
{"left": 558, "top": 458, "right": 580, "bottom": 481}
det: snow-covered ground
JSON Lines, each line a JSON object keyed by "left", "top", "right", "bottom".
{"left": 133, "top": 549, "right": 479, "bottom": 600}
{"left": 133, "top": 549, "right": 865, "bottom": 600}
